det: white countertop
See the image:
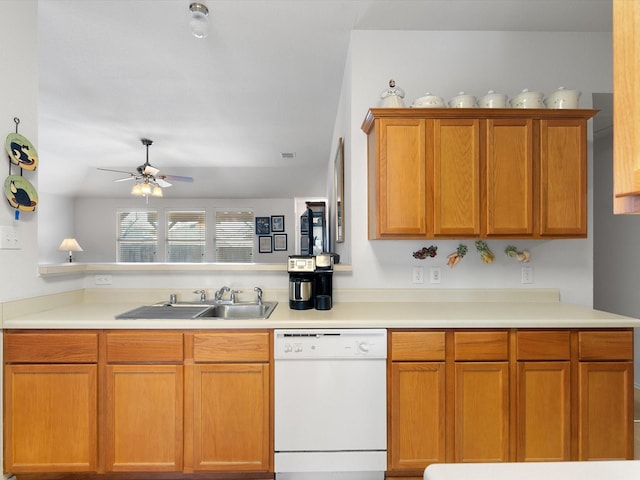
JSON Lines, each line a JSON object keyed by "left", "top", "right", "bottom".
{"left": 424, "top": 460, "right": 640, "bottom": 480}
{"left": 2, "top": 288, "right": 639, "bottom": 330}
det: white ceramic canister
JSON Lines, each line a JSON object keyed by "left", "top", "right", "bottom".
{"left": 477, "top": 90, "right": 508, "bottom": 108}
{"left": 412, "top": 92, "right": 445, "bottom": 108}
{"left": 544, "top": 86, "right": 581, "bottom": 109}
{"left": 509, "top": 89, "right": 545, "bottom": 108}
{"left": 379, "top": 79, "right": 406, "bottom": 108}
{"left": 448, "top": 91, "right": 476, "bottom": 108}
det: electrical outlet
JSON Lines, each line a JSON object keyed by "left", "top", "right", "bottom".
{"left": 430, "top": 267, "right": 441, "bottom": 284}
{"left": 412, "top": 266, "right": 424, "bottom": 284}
{"left": 95, "top": 274, "right": 113, "bottom": 285}
{"left": 521, "top": 266, "right": 533, "bottom": 284}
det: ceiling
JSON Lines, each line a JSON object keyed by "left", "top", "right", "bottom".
{"left": 36, "top": 0, "right": 612, "bottom": 199}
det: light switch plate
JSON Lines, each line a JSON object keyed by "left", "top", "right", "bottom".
{"left": 95, "top": 274, "right": 113, "bottom": 285}
{"left": 0, "top": 225, "right": 20, "bottom": 249}
{"left": 412, "top": 266, "right": 424, "bottom": 284}
{"left": 430, "top": 267, "right": 441, "bottom": 284}
{"left": 521, "top": 266, "right": 533, "bottom": 284}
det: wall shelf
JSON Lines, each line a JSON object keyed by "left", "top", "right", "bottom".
{"left": 38, "top": 262, "right": 352, "bottom": 277}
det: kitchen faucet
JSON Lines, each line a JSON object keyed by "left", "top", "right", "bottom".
{"left": 215, "top": 286, "right": 231, "bottom": 302}
{"left": 254, "top": 287, "right": 263, "bottom": 305}
{"left": 193, "top": 289, "right": 207, "bottom": 303}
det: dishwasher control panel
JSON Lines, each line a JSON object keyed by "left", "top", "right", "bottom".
{"left": 274, "top": 328, "right": 387, "bottom": 359}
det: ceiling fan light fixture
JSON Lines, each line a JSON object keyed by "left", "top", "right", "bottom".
{"left": 189, "top": 3, "right": 209, "bottom": 38}
{"left": 152, "top": 185, "right": 163, "bottom": 197}
{"left": 140, "top": 182, "right": 152, "bottom": 196}
{"left": 131, "top": 183, "right": 143, "bottom": 196}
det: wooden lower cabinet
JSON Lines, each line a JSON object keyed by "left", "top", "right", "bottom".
{"left": 105, "top": 364, "right": 184, "bottom": 471}
{"left": 187, "top": 331, "right": 272, "bottom": 473}
{"left": 389, "top": 362, "right": 446, "bottom": 471}
{"left": 190, "top": 363, "right": 270, "bottom": 471}
{"left": 516, "top": 361, "right": 571, "bottom": 461}
{"left": 4, "top": 364, "right": 98, "bottom": 473}
{"left": 578, "top": 361, "right": 634, "bottom": 460}
{"left": 4, "top": 329, "right": 272, "bottom": 477}
{"left": 387, "top": 329, "right": 634, "bottom": 477}
{"left": 3, "top": 331, "right": 99, "bottom": 473}
{"left": 454, "top": 362, "right": 510, "bottom": 462}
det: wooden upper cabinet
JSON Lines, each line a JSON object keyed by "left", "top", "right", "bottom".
{"left": 484, "top": 119, "right": 534, "bottom": 236}
{"left": 539, "top": 119, "right": 588, "bottom": 236}
{"left": 432, "top": 118, "right": 481, "bottom": 236}
{"left": 362, "top": 108, "right": 595, "bottom": 239}
{"left": 613, "top": 0, "right": 640, "bottom": 213}
{"left": 368, "top": 117, "right": 427, "bottom": 238}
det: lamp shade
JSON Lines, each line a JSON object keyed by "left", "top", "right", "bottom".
{"left": 58, "top": 238, "right": 83, "bottom": 252}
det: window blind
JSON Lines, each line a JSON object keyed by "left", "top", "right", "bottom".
{"left": 167, "top": 210, "right": 206, "bottom": 262}
{"left": 117, "top": 211, "right": 158, "bottom": 262}
{"left": 215, "top": 209, "right": 254, "bottom": 263}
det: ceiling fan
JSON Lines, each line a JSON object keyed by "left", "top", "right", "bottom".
{"left": 98, "top": 138, "right": 193, "bottom": 197}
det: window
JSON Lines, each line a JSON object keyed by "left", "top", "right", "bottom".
{"left": 117, "top": 211, "right": 158, "bottom": 262}
{"left": 167, "top": 211, "right": 206, "bottom": 262}
{"left": 215, "top": 209, "right": 254, "bottom": 262}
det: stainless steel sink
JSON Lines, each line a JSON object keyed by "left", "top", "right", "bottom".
{"left": 196, "top": 302, "right": 277, "bottom": 319}
{"left": 115, "top": 301, "right": 277, "bottom": 320}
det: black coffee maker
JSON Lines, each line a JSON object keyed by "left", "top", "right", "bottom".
{"left": 314, "top": 253, "right": 333, "bottom": 310}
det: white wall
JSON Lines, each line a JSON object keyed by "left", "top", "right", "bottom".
{"left": 341, "top": 30, "right": 612, "bottom": 306}
{"left": 0, "top": 0, "right": 38, "bottom": 301}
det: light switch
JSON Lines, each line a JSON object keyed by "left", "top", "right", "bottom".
{"left": 0, "top": 225, "right": 20, "bottom": 250}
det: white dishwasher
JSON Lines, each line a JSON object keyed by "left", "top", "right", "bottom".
{"left": 274, "top": 329, "right": 387, "bottom": 480}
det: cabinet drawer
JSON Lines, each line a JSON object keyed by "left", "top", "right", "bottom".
{"left": 578, "top": 330, "right": 633, "bottom": 361}
{"left": 390, "top": 331, "right": 445, "bottom": 361}
{"left": 516, "top": 330, "right": 571, "bottom": 360}
{"left": 454, "top": 331, "right": 508, "bottom": 361}
{"left": 106, "top": 332, "right": 184, "bottom": 363}
{"left": 4, "top": 332, "right": 98, "bottom": 363}
{"left": 193, "top": 331, "right": 270, "bottom": 362}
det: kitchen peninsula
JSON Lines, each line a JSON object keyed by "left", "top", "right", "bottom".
{"left": 2, "top": 288, "right": 638, "bottom": 479}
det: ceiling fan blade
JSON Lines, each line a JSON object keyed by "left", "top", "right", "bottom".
{"left": 156, "top": 178, "right": 172, "bottom": 188}
{"left": 98, "top": 167, "right": 135, "bottom": 175}
{"left": 114, "top": 176, "right": 136, "bottom": 183}
{"left": 161, "top": 174, "right": 194, "bottom": 183}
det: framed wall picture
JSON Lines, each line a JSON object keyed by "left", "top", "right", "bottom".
{"left": 273, "top": 233, "right": 288, "bottom": 251}
{"left": 271, "top": 215, "right": 285, "bottom": 233}
{"left": 259, "top": 235, "right": 272, "bottom": 253}
{"left": 255, "top": 216, "right": 270, "bottom": 234}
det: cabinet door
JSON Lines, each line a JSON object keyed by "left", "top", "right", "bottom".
{"left": 191, "top": 363, "right": 270, "bottom": 471}
{"left": 516, "top": 361, "right": 571, "bottom": 461}
{"left": 432, "top": 119, "right": 481, "bottom": 236}
{"left": 454, "top": 362, "right": 509, "bottom": 462}
{"left": 539, "top": 119, "right": 587, "bottom": 236}
{"left": 105, "top": 364, "right": 183, "bottom": 472}
{"left": 613, "top": 0, "right": 640, "bottom": 213}
{"left": 4, "top": 364, "right": 97, "bottom": 473}
{"left": 371, "top": 118, "right": 427, "bottom": 237}
{"left": 578, "top": 362, "right": 634, "bottom": 460}
{"left": 389, "top": 362, "right": 446, "bottom": 472}
{"left": 485, "top": 119, "right": 534, "bottom": 236}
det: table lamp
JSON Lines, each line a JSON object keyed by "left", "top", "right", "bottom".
{"left": 58, "top": 238, "right": 83, "bottom": 263}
